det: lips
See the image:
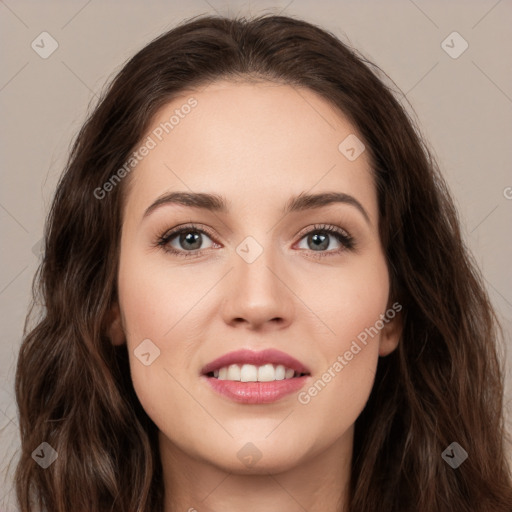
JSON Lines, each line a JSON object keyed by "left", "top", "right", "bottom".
{"left": 200, "top": 349, "right": 311, "bottom": 404}
{"left": 200, "top": 348, "right": 310, "bottom": 376}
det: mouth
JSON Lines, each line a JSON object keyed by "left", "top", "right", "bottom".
{"left": 200, "top": 349, "right": 311, "bottom": 404}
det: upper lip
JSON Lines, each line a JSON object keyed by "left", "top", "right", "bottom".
{"left": 201, "top": 349, "right": 310, "bottom": 376}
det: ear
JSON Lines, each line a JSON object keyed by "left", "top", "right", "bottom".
{"left": 378, "top": 302, "right": 403, "bottom": 357}
{"left": 106, "top": 301, "right": 126, "bottom": 346}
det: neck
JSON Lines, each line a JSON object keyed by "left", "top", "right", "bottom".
{"left": 160, "top": 426, "right": 353, "bottom": 512}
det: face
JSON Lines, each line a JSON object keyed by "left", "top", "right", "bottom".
{"left": 110, "top": 80, "right": 401, "bottom": 474}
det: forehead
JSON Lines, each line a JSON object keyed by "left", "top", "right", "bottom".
{"left": 123, "top": 80, "right": 377, "bottom": 222}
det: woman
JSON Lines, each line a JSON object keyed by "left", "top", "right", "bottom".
{"left": 14, "top": 13, "right": 512, "bottom": 512}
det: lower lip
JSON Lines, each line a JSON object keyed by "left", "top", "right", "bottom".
{"left": 203, "top": 375, "right": 310, "bottom": 404}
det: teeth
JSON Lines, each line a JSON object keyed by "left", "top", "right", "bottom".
{"left": 275, "top": 364, "right": 286, "bottom": 380}
{"left": 213, "top": 363, "right": 300, "bottom": 382}
{"left": 257, "top": 363, "right": 275, "bottom": 382}
{"left": 241, "top": 364, "right": 258, "bottom": 382}
{"left": 227, "top": 364, "right": 241, "bottom": 381}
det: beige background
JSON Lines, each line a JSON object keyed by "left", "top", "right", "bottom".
{"left": 1, "top": 0, "right": 511, "bottom": 509}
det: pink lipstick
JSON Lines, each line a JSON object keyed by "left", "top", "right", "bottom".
{"left": 201, "top": 349, "right": 311, "bottom": 404}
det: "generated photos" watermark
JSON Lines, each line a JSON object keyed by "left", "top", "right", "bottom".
{"left": 94, "top": 97, "right": 197, "bottom": 200}
{"left": 298, "top": 302, "right": 402, "bottom": 405}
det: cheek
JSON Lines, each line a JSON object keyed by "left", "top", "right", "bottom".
{"left": 298, "top": 249, "right": 390, "bottom": 351}
{"left": 295, "top": 253, "right": 389, "bottom": 416}
{"left": 117, "top": 243, "right": 208, "bottom": 342}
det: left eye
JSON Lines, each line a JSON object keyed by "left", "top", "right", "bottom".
{"left": 296, "top": 229, "right": 348, "bottom": 252}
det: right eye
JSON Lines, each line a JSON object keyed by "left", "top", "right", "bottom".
{"left": 156, "top": 223, "right": 219, "bottom": 258}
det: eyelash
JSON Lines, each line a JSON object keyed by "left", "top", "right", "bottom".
{"left": 154, "top": 222, "right": 355, "bottom": 259}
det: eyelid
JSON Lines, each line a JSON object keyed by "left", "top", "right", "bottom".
{"left": 294, "top": 223, "right": 351, "bottom": 240}
{"left": 159, "top": 222, "right": 217, "bottom": 241}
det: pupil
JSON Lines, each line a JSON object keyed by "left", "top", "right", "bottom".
{"left": 181, "top": 232, "right": 201, "bottom": 250}
{"left": 310, "top": 233, "right": 328, "bottom": 251}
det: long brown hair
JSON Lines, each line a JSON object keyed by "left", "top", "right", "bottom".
{"left": 14, "top": 13, "right": 512, "bottom": 511}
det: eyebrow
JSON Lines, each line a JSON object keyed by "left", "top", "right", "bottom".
{"left": 143, "top": 191, "right": 371, "bottom": 224}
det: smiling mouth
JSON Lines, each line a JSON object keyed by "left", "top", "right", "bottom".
{"left": 206, "top": 363, "right": 309, "bottom": 382}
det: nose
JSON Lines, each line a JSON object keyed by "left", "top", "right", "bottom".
{"left": 220, "top": 243, "right": 295, "bottom": 331}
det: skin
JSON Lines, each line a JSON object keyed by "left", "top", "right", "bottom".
{"left": 108, "top": 80, "right": 402, "bottom": 512}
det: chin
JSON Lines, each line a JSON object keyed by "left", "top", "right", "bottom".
{"left": 202, "top": 432, "right": 313, "bottom": 474}
{"left": 210, "top": 448, "right": 306, "bottom": 475}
